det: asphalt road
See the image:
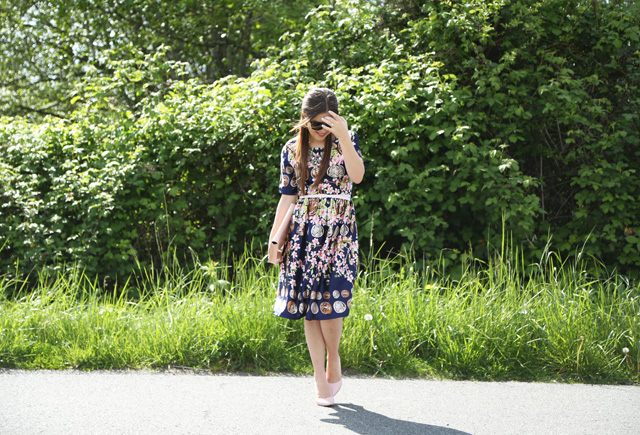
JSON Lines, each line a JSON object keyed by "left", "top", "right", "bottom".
{"left": 0, "top": 369, "right": 638, "bottom": 435}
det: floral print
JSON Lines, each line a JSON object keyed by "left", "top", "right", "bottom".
{"left": 273, "top": 131, "right": 364, "bottom": 320}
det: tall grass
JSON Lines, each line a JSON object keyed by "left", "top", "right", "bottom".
{"left": 0, "top": 240, "right": 638, "bottom": 384}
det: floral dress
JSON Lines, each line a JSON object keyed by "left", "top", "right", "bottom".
{"left": 273, "top": 131, "right": 364, "bottom": 320}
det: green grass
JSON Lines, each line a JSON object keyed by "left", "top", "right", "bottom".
{"left": 0, "top": 242, "right": 638, "bottom": 384}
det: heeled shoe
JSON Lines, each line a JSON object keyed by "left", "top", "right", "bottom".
{"left": 315, "top": 381, "right": 335, "bottom": 407}
{"left": 327, "top": 356, "right": 342, "bottom": 397}
{"left": 316, "top": 395, "right": 335, "bottom": 407}
{"left": 328, "top": 379, "right": 342, "bottom": 397}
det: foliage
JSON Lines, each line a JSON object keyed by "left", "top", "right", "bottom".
{"left": 396, "top": 0, "right": 640, "bottom": 269}
{"left": 0, "top": 0, "right": 321, "bottom": 119}
{"left": 1, "top": 0, "right": 639, "bottom": 280}
{"left": 286, "top": 0, "right": 640, "bottom": 273}
{"left": 1, "top": 247, "right": 638, "bottom": 383}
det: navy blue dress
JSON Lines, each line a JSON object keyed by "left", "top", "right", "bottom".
{"left": 273, "top": 131, "right": 364, "bottom": 320}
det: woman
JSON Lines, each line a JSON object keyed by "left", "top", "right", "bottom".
{"left": 268, "top": 88, "right": 365, "bottom": 406}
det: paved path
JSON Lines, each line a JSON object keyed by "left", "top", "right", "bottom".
{"left": 0, "top": 370, "right": 638, "bottom": 435}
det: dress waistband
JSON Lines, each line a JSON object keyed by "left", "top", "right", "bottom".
{"left": 299, "top": 194, "right": 351, "bottom": 201}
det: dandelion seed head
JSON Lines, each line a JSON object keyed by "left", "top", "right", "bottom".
{"left": 622, "top": 347, "right": 629, "bottom": 354}
{"left": 364, "top": 314, "right": 373, "bottom": 321}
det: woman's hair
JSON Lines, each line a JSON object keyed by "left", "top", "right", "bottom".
{"left": 290, "top": 88, "right": 340, "bottom": 195}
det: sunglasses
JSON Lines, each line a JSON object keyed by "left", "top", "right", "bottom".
{"left": 309, "top": 120, "right": 329, "bottom": 131}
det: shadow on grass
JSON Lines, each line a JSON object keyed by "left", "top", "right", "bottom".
{"left": 321, "top": 403, "right": 471, "bottom": 435}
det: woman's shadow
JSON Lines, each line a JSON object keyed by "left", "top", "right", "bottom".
{"left": 321, "top": 403, "right": 471, "bottom": 435}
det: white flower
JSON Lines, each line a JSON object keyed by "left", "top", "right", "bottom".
{"left": 364, "top": 314, "right": 373, "bottom": 321}
{"left": 622, "top": 347, "right": 629, "bottom": 354}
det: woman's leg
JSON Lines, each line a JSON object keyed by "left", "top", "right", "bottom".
{"left": 320, "top": 318, "right": 343, "bottom": 383}
{"left": 304, "top": 320, "right": 331, "bottom": 398}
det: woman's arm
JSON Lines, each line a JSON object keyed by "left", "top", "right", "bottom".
{"left": 338, "top": 135, "right": 365, "bottom": 184}
{"left": 268, "top": 194, "right": 298, "bottom": 263}
{"left": 321, "top": 110, "right": 365, "bottom": 184}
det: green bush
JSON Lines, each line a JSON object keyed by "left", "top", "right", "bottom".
{"left": 404, "top": 0, "right": 640, "bottom": 268}
{"left": 1, "top": 0, "right": 638, "bottom": 281}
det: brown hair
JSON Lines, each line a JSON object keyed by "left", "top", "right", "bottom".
{"left": 290, "top": 88, "right": 339, "bottom": 195}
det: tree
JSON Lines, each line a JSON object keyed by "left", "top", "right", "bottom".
{"left": 0, "top": 0, "right": 321, "bottom": 119}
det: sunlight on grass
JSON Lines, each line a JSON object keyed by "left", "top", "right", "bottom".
{"left": 0, "top": 241, "right": 638, "bottom": 384}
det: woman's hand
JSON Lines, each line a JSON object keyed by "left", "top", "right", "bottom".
{"left": 268, "top": 241, "right": 283, "bottom": 264}
{"left": 321, "top": 110, "right": 350, "bottom": 144}
{"left": 268, "top": 195, "right": 297, "bottom": 265}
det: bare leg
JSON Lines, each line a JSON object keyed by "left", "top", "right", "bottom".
{"left": 304, "top": 320, "right": 331, "bottom": 398}
{"left": 320, "top": 318, "right": 343, "bottom": 383}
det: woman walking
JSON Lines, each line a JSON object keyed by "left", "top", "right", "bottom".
{"left": 268, "top": 88, "right": 365, "bottom": 406}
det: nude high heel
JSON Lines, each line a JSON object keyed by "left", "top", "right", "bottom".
{"left": 316, "top": 395, "right": 335, "bottom": 407}
{"left": 315, "top": 380, "right": 335, "bottom": 407}
{"left": 327, "top": 356, "right": 342, "bottom": 397}
{"left": 328, "top": 379, "right": 342, "bottom": 397}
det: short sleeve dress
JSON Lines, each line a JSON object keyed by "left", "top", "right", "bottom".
{"left": 273, "top": 131, "right": 364, "bottom": 320}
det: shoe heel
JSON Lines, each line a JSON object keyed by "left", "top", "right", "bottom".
{"left": 328, "top": 379, "right": 342, "bottom": 397}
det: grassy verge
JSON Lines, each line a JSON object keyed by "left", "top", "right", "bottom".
{"left": 0, "top": 243, "right": 638, "bottom": 383}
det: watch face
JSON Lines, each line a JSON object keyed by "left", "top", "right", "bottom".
{"left": 311, "top": 224, "right": 324, "bottom": 238}
{"left": 327, "top": 165, "right": 345, "bottom": 179}
{"left": 333, "top": 301, "right": 347, "bottom": 314}
{"left": 287, "top": 300, "right": 297, "bottom": 314}
{"left": 320, "top": 301, "right": 333, "bottom": 315}
{"left": 327, "top": 226, "right": 334, "bottom": 238}
{"left": 308, "top": 199, "right": 318, "bottom": 216}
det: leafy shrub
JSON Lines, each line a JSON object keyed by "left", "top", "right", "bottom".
{"left": 0, "top": 116, "right": 139, "bottom": 278}
{"left": 1, "top": 0, "right": 638, "bottom": 282}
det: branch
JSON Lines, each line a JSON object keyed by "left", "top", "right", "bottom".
{"left": 90, "top": 1, "right": 261, "bottom": 57}
{"left": 7, "top": 102, "right": 67, "bottom": 119}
